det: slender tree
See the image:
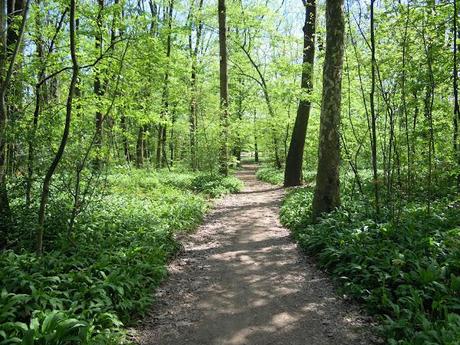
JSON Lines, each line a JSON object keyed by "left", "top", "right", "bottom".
{"left": 218, "top": 0, "right": 229, "bottom": 175}
{"left": 0, "top": 0, "right": 30, "bottom": 247}
{"left": 311, "top": 0, "right": 345, "bottom": 220}
{"left": 453, "top": 0, "right": 460, "bottom": 188}
{"left": 37, "top": 0, "right": 79, "bottom": 254}
{"left": 284, "top": 0, "right": 316, "bottom": 187}
{"left": 369, "top": 0, "right": 380, "bottom": 214}
{"left": 189, "top": 0, "right": 204, "bottom": 171}
{"left": 93, "top": 0, "right": 104, "bottom": 170}
{"left": 156, "top": 0, "right": 174, "bottom": 169}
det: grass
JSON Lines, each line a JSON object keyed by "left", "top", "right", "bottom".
{"left": 0, "top": 169, "right": 242, "bottom": 344}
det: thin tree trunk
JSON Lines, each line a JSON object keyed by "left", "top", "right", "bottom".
{"left": 136, "top": 125, "right": 146, "bottom": 167}
{"left": 37, "top": 0, "right": 78, "bottom": 254}
{"left": 157, "top": 0, "right": 174, "bottom": 169}
{"left": 0, "top": 0, "right": 30, "bottom": 248}
{"left": 239, "top": 44, "right": 282, "bottom": 169}
{"left": 284, "top": 0, "right": 316, "bottom": 186}
{"left": 370, "top": 0, "right": 380, "bottom": 215}
{"left": 189, "top": 0, "right": 204, "bottom": 171}
{"left": 93, "top": 0, "right": 104, "bottom": 170}
{"left": 120, "top": 114, "right": 130, "bottom": 162}
{"left": 453, "top": 0, "right": 460, "bottom": 188}
{"left": 26, "top": 8, "right": 67, "bottom": 207}
{"left": 401, "top": 1, "right": 411, "bottom": 196}
{"left": 311, "top": 0, "right": 345, "bottom": 220}
{"left": 253, "top": 111, "right": 259, "bottom": 163}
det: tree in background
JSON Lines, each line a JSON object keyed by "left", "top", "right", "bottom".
{"left": 284, "top": 0, "right": 316, "bottom": 187}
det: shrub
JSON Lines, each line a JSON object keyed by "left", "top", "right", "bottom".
{"left": 191, "top": 173, "right": 243, "bottom": 197}
{"left": 0, "top": 169, "right": 215, "bottom": 343}
{"left": 281, "top": 189, "right": 460, "bottom": 344}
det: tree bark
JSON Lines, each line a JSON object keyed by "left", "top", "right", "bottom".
{"left": 0, "top": 0, "right": 30, "bottom": 248}
{"left": 311, "top": 0, "right": 345, "bottom": 220}
{"left": 157, "top": 0, "right": 174, "bottom": 169}
{"left": 284, "top": 0, "right": 316, "bottom": 187}
{"left": 189, "top": 0, "right": 204, "bottom": 171}
{"left": 136, "top": 125, "right": 146, "bottom": 167}
{"left": 453, "top": 0, "right": 460, "bottom": 188}
{"left": 37, "top": 0, "right": 78, "bottom": 254}
{"left": 93, "top": 0, "right": 104, "bottom": 170}
{"left": 218, "top": 0, "right": 229, "bottom": 175}
{"left": 369, "top": 0, "right": 380, "bottom": 215}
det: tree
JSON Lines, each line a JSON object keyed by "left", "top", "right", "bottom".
{"left": 188, "top": 0, "right": 204, "bottom": 171}
{"left": 284, "top": 0, "right": 316, "bottom": 187}
{"left": 453, "top": 0, "right": 460, "bottom": 188}
{"left": 311, "top": 0, "right": 345, "bottom": 220}
{"left": 369, "top": 0, "right": 380, "bottom": 214}
{"left": 93, "top": 0, "right": 105, "bottom": 170}
{"left": 156, "top": 0, "right": 174, "bottom": 169}
{"left": 0, "top": 0, "right": 30, "bottom": 247}
{"left": 218, "top": 0, "right": 229, "bottom": 176}
{"left": 37, "top": 0, "right": 79, "bottom": 254}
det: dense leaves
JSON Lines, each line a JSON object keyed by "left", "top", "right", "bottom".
{"left": 0, "top": 169, "right": 241, "bottom": 343}
{"left": 280, "top": 185, "right": 460, "bottom": 344}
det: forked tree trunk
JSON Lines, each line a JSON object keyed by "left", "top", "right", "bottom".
{"left": 311, "top": 0, "right": 345, "bottom": 220}
{"left": 284, "top": 0, "right": 316, "bottom": 187}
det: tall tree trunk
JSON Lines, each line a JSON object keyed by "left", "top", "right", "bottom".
{"left": 26, "top": 8, "right": 66, "bottom": 207}
{"left": 189, "top": 0, "right": 204, "bottom": 171}
{"left": 157, "top": 0, "right": 174, "bottom": 169}
{"left": 284, "top": 0, "right": 316, "bottom": 187}
{"left": 311, "top": 0, "right": 345, "bottom": 220}
{"left": 37, "top": 0, "right": 78, "bottom": 254}
{"left": 0, "top": 0, "right": 30, "bottom": 248}
{"left": 369, "top": 0, "right": 380, "bottom": 215}
{"left": 453, "top": 0, "right": 460, "bottom": 188}
{"left": 0, "top": 0, "right": 10, "bottom": 242}
{"left": 93, "top": 0, "right": 104, "bottom": 170}
{"left": 218, "top": 0, "right": 229, "bottom": 175}
{"left": 401, "top": 1, "right": 411, "bottom": 196}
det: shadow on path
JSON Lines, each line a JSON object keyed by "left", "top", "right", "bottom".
{"left": 134, "top": 164, "right": 375, "bottom": 345}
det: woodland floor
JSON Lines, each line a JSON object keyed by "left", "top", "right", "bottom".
{"left": 133, "top": 165, "right": 377, "bottom": 345}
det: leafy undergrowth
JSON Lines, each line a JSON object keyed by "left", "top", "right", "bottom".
{"left": 1, "top": 169, "right": 242, "bottom": 344}
{"left": 255, "top": 165, "right": 315, "bottom": 185}
{"left": 281, "top": 187, "right": 460, "bottom": 344}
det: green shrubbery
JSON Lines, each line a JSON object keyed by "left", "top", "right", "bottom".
{"left": 255, "top": 166, "right": 284, "bottom": 185}
{"left": 255, "top": 165, "right": 316, "bottom": 185}
{"left": 281, "top": 187, "right": 460, "bottom": 344}
{"left": 191, "top": 173, "right": 243, "bottom": 197}
{"left": 0, "top": 168, "right": 241, "bottom": 344}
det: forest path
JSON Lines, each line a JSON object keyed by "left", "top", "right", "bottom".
{"left": 135, "top": 164, "right": 374, "bottom": 345}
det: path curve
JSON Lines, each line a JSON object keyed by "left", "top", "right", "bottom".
{"left": 135, "top": 165, "right": 375, "bottom": 345}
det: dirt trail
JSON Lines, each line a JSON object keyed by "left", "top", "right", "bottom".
{"left": 135, "top": 165, "right": 375, "bottom": 345}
